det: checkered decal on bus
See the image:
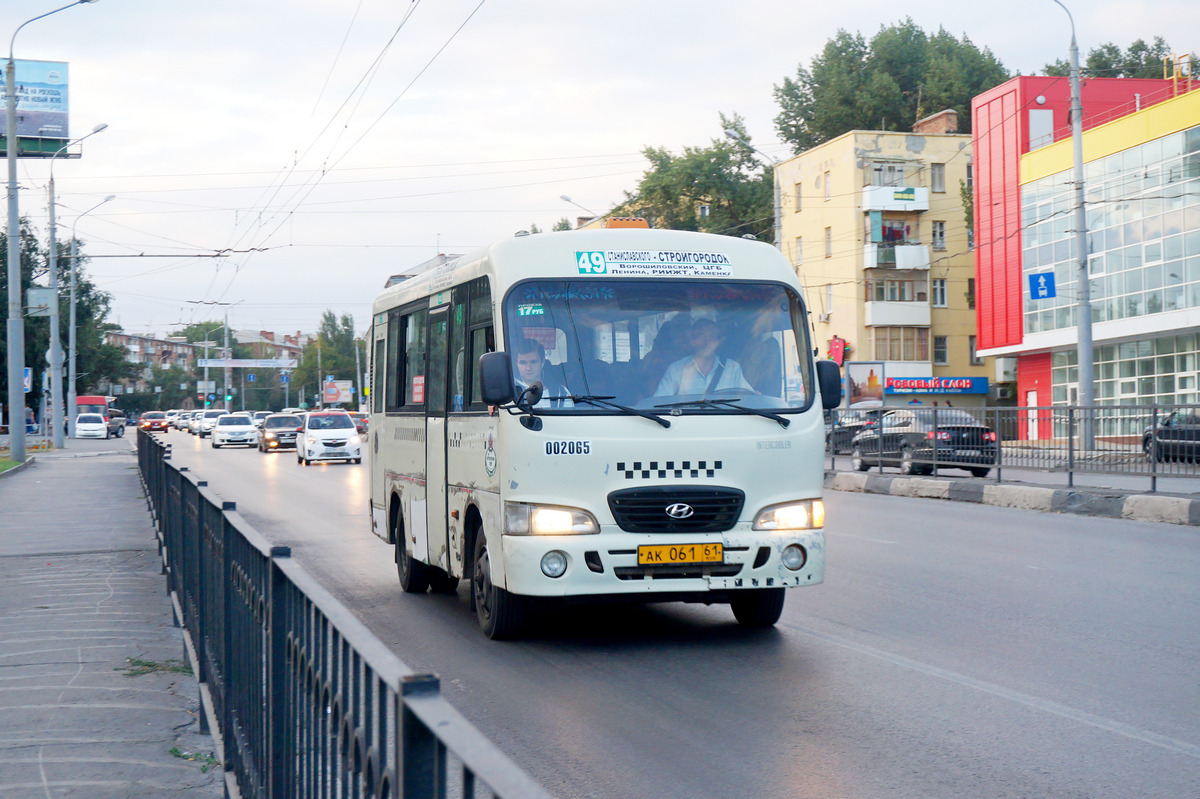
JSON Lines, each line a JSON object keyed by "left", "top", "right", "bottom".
{"left": 616, "top": 461, "right": 723, "bottom": 480}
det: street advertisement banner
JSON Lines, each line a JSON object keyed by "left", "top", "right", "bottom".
{"left": 845, "top": 361, "right": 884, "bottom": 407}
{"left": 885, "top": 377, "right": 990, "bottom": 395}
{"left": 14, "top": 60, "right": 69, "bottom": 140}
{"left": 324, "top": 380, "right": 353, "bottom": 405}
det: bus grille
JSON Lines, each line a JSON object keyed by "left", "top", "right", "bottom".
{"left": 607, "top": 486, "right": 745, "bottom": 533}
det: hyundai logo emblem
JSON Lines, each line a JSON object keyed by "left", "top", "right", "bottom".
{"left": 665, "top": 503, "right": 695, "bottom": 519}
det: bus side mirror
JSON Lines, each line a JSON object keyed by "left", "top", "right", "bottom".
{"left": 479, "top": 351, "right": 515, "bottom": 405}
{"left": 816, "top": 360, "right": 842, "bottom": 409}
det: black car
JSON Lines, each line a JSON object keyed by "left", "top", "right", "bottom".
{"left": 850, "top": 408, "right": 996, "bottom": 477}
{"left": 1142, "top": 410, "right": 1200, "bottom": 461}
{"left": 258, "top": 413, "right": 303, "bottom": 452}
{"left": 826, "top": 408, "right": 881, "bottom": 454}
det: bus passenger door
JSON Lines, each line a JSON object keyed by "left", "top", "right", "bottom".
{"left": 370, "top": 323, "right": 388, "bottom": 536}
{"left": 425, "top": 305, "right": 451, "bottom": 571}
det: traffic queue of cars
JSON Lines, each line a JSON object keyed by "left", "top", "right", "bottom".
{"left": 143, "top": 407, "right": 366, "bottom": 466}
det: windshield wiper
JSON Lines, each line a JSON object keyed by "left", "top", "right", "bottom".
{"left": 654, "top": 398, "right": 790, "bottom": 428}
{"left": 566, "top": 395, "right": 671, "bottom": 428}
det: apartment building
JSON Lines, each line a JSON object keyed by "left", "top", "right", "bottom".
{"left": 777, "top": 111, "right": 989, "bottom": 407}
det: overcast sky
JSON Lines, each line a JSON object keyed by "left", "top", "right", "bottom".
{"left": 13, "top": 0, "right": 1198, "bottom": 339}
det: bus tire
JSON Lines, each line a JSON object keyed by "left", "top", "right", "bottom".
{"left": 394, "top": 514, "right": 430, "bottom": 594}
{"left": 472, "top": 531, "right": 525, "bottom": 640}
{"left": 729, "top": 588, "right": 786, "bottom": 628}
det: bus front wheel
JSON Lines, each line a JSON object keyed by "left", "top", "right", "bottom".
{"left": 471, "top": 532, "right": 525, "bottom": 640}
{"left": 395, "top": 525, "right": 430, "bottom": 594}
{"left": 729, "top": 588, "right": 786, "bottom": 628}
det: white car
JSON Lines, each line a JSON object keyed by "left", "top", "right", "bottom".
{"left": 210, "top": 414, "right": 258, "bottom": 448}
{"left": 75, "top": 413, "right": 109, "bottom": 439}
{"left": 197, "top": 410, "right": 225, "bottom": 437}
{"left": 296, "top": 411, "right": 362, "bottom": 465}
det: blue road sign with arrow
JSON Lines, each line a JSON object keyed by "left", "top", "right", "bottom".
{"left": 1029, "top": 272, "right": 1056, "bottom": 299}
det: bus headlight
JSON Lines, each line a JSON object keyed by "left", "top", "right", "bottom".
{"left": 505, "top": 503, "right": 599, "bottom": 535}
{"left": 540, "top": 550, "right": 569, "bottom": 578}
{"left": 752, "top": 500, "right": 824, "bottom": 530}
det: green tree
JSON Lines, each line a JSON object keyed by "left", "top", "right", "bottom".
{"left": 290, "top": 311, "right": 364, "bottom": 408}
{"left": 1, "top": 221, "right": 133, "bottom": 422}
{"left": 1044, "top": 36, "right": 1193, "bottom": 79}
{"left": 552, "top": 217, "right": 573, "bottom": 232}
{"left": 774, "top": 21, "right": 1009, "bottom": 153}
{"left": 610, "top": 113, "right": 773, "bottom": 241}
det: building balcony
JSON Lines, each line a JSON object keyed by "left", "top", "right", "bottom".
{"left": 864, "top": 301, "right": 931, "bottom": 327}
{"left": 862, "top": 185, "right": 929, "bottom": 212}
{"left": 863, "top": 243, "right": 930, "bottom": 269}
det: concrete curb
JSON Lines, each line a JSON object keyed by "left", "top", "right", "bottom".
{"left": 0, "top": 454, "right": 35, "bottom": 479}
{"left": 825, "top": 470, "right": 1200, "bottom": 527}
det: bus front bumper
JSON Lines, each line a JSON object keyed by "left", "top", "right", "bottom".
{"left": 500, "top": 528, "right": 824, "bottom": 599}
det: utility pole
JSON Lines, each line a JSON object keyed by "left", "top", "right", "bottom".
{"left": 354, "top": 338, "right": 363, "bottom": 411}
{"left": 1054, "top": 0, "right": 1094, "bottom": 449}
{"left": 223, "top": 308, "right": 232, "bottom": 411}
{"left": 316, "top": 341, "right": 323, "bottom": 409}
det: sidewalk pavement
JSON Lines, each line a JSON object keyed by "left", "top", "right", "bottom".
{"left": 826, "top": 468, "right": 1200, "bottom": 526}
{"left": 0, "top": 438, "right": 222, "bottom": 797}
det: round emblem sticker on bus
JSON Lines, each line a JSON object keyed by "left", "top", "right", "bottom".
{"left": 484, "top": 432, "right": 497, "bottom": 476}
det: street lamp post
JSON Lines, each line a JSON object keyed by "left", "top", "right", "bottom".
{"left": 1052, "top": 0, "right": 1094, "bottom": 449}
{"left": 724, "top": 128, "right": 781, "bottom": 252}
{"left": 66, "top": 194, "right": 114, "bottom": 438}
{"left": 5, "top": 0, "right": 99, "bottom": 459}
{"left": 47, "top": 122, "right": 107, "bottom": 447}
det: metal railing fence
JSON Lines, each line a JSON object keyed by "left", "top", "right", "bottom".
{"left": 826, "top": 404, "right": 1200, "bottom": 492}
{"left": 137, "top": 430, "right": 553, "bottom": 799}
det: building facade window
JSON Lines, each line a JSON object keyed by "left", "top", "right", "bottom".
{"left": 794, "top": 182, "right": 802, "bottom": 212}
{"left": 966, "top": 163, "right": 974, "bottom": 190}
{"left": 967, "top": 277, "right": 976, "bottom": 309}
{"left": 824, "top": 171, "right": 831, "bottom": 200}
{"left": 698, "top": 204, "right": 710, "bottom": 219}
{"left": 867, "top": 279, "right": 924, "bottom": 302}
{"left": 1021, "top": 124, "right": 1200, "bottom": 335}
{"left": 873, "top": 327, "right": 930, "bottom": 361}
{"left": 824, "top": 227, "right": 832, "bottom": 257}
{"left": 933, "top": 335, "right": 949, "bottom": 365}
{"left": 931, "top": 163, "right": 946, "bottom": 193}
{"left": 931, "top": 220, "right": 946, "bottom": 250}
{"left": 871, "top": 163, "right": 905, "bottom": 187}
{"left": 969, "top": 335, "right": 983, "bottom": 365}
{"left": 794, "top": 236, "right": 802, "bottom": 266}
{"left": 825, "top": 283, "right": 833, "bottom": 314}
{"left": 932, "top": 278, "right": 947, "bottom": 307}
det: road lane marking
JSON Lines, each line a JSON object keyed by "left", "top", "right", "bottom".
{"left": 783, "top": 621, "right": 1200, "bottom": 759}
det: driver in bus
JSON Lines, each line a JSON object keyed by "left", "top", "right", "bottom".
{"left": 654, "top": 317, "right": 754, "bottom": 397}
{"left": 514, "top": 338, "right": 572, "bottom": 408}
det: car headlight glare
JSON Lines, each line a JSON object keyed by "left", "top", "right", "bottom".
{"left": 348, "top": 434, "right": 361, "bottom": 445}
{"left": 753, "top": 500, "right": 824, "bottom": 530}
{"left": 505, "top": 502, "right": 599, "bottom": 535}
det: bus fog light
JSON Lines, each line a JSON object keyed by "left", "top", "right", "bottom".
{"left": 541, "top": 551, "right": 568, "bottom": 578}
{"left": 781, "top": 544, "right": 807, "bottom": 571}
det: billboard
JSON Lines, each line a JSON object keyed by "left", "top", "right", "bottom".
{"left": 845, "top": 361, "right": 884, "bottom": 407}
{"left": 323, "top": 380, "right": 353, "bottom": 405}
{"left": 14, "top": 60, "right": 69, "bottom": 140}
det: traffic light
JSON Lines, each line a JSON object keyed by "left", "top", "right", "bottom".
{"left": 225, "top": 393, "right": 233, "bottom": 402}
{"left": 204, "top": 398, "right": 211, "bottom": 406}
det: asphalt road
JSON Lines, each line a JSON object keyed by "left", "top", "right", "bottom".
{"left": 163, "top": 429, "right": 1200, "bottom": 799}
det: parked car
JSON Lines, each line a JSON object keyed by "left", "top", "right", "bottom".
{"left": 826, "top": 408, "right": 881, "bottom": 454}
{"left": 211, "top": 414, "right": 258, "bottom": 448}
{"left": 347, "top": 411, "right": 369, "bottom": 435}
{"left": 138, "top": 411, "right": 170, "bottom": 432}
{"left": 296, "top": 411, "right": 362, "bottom": 465}
{"left": 850, "top": 408, "right": 997, "bottom": 477}
{"left": 258, "top": 413, "right": 303, "bottom": 452}
{"left": 1142, "top": 410, "right": 1200, "bottom": 461}
{"left": 75, "top": 413, "right": 109, "bottom": 439}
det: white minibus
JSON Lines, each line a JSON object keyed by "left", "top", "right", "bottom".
{"left": 369, "top": 226, "right": 841, "bottom": 638}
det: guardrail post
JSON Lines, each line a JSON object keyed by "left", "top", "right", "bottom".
{"left": 267, "top": 546, "right": 292, "bottom": 798}
{"left": 400, "top": 674, "right": 444, "bottom": 799}
{"left": 1150, "top": 405, "right": 1159, "bottom": 493}
{"left": 1068, "top": 407, "right": 1076, "bottom": 489}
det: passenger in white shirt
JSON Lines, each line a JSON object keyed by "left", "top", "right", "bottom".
{"left": 513, "top": 338, "right": 572, "bottom": 408}
{"left": 653, "top": 318, "right": 753, "bottom": 397}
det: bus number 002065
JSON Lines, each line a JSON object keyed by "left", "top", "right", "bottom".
{"left": 545, "top": 440, "right": 590, "bottom": 455}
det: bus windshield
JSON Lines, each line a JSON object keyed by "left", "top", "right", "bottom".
{"left": 503, "top": 279, "right": 813, "bottom": 412}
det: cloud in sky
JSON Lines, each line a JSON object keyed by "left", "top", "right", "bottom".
{"left": 12, "top": 0, "right": 1198, "bottom": 337}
